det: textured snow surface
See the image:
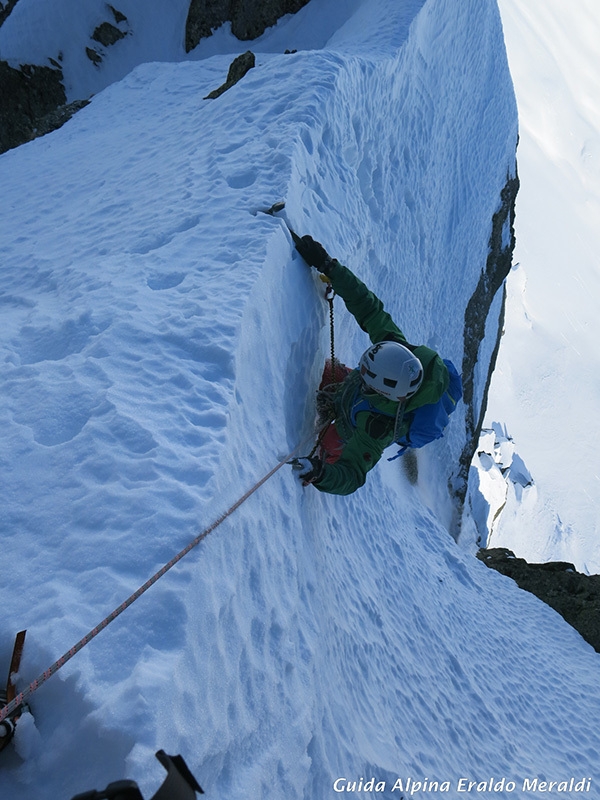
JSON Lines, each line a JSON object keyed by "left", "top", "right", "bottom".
{"left": 1, "top": 1, "right": 599, "bottom": 799}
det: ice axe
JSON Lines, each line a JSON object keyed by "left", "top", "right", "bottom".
{"left": 262, "top": 201, "right": 302, "bottom": 246}
{"left": 262, "top": 202, "right": 330, "bottom": 284}
{"left": 0, "top": 630, "right": 27, "bottom": 752}
{"left": 262, "top": 202, "right": 336, "bottom": 382}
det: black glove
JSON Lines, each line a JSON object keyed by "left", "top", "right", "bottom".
{"left": 295, "top": 235, "right": 333, "bottom": 274}
{"left": 290, "top": 456, "right": 324, "bottom": 486}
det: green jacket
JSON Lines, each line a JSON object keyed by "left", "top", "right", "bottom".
{"left": 312, "top": 260, "right": 449, "bottom": 496}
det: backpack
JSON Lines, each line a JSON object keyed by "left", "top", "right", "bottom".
{"left": 388, "top": 359, "right": 462, "bottom": 459}
{"left": 321, "top": 358, "right": 462, "bottom": 460}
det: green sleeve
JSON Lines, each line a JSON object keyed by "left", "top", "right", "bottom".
{"left": 312, "top": 261, "right": 450, "bottom": 494}
{"left": 327, "top": 260, "right": 407, "bottom": 344}
{"left": 312, "top": 426, "right": 386, "bottom": 496}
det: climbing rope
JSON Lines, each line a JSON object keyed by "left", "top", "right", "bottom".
{"left": 325, "top": 282, "right": 336, "bottom": 384}
{"left": 0, "top": 443, "right": 305, "bottom": 725}
{"left": 2, "top": 206, "right": 341, "bottom": 725}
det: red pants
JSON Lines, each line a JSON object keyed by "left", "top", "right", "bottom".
{"left": 319, "top": 359, "right": 352, "bottom": 390}
{"left": 317, "top": 359, "right": 352, "bottom": 464}
{"left": 319, "top": 421, "right": 345, "bottom": 464}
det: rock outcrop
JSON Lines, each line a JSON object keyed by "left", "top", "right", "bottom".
{"left": 185, "top": 0, "right": 311, "bottom": 52}
{"left": 478, "top": 547, "right": 600, "bottom": 653}
{"left": 0, "top": 4, "right": 129, "bottom": 154}
{"left": 203, "top": 50, "right": 255, "bottom": 99}
{"left": 86, "top": 6, "right": 130, "bottom": 67}
{"left": 0, "top": 0, "right": 19, "bottom": 28}
{"left": 0, "top": 60, "right": 66, "bottom": 154}
{"left": 456, "top": 172, "right": 520, "bottom": 508}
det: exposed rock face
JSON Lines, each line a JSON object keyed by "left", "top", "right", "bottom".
{"left": 0, "top": 0, "right": 19, "bottom": 28}
{"left": 204, "top": 50, "right": 255, "bottom": 99}
{"left": 35, "top": 99, "right": 91, "bottom": 138}
{"left": 478, "top": 548, "right": 600, "bottom": 653}
{"left": 0, "top": 5, "right": 129, "bottom": 154}
{"left": 185, "top": 0, "right": 311, "bottom": 52}
{"left": 229, "top": 0, "right": 311, "bottom": 40}
{"left": 1, "top": 1, "right": 310, "bottom": 154}
{"left": 0, "top": 60, "right": 66, "bottom": 154}
{"left": 455, "top": 171, "right": 520, "bottom": 507}
{"left": 92, "top": 21, "right": 127, "bottom": 48}
{"left": 86, "top": 6, "right": 130, "bottom": 66}
{"left": 185, "top": 0, "right": 230, "bottom": 46}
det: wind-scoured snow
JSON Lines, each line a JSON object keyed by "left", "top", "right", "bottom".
{"left": 1, "top": 1, "right": 600, "bottom": 799}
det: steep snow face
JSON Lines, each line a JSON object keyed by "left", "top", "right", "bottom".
{"left": 3, "top": 1, "right": 600, "bottom": 799}
{"left": 485, "top": 0, "right": 600, "bottom": 572}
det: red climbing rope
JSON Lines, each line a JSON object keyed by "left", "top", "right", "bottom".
{"left": 0, "top": 443, "right": 304, "bottom": 724}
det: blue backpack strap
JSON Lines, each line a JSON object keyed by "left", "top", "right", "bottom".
{"left": 387, "top": 359, "right": 462, "bottom": 460}
{"left": 443, "top": 358, "right": 463, "bottom": 404}
{"left": 349, "top": 395, "right": 374, "bottom": 426}
{"left": 387, "top": 445, "right": 408, "bottom": 461}
{"left": 349, "top": 387, "right": 395, "bottom": 427}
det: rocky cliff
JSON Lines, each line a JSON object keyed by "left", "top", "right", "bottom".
{"left": 185, "top": 0, "right": 309, "bottom": 51}
{"left": 478, "top": 548, "right": 600, "bottom": 653}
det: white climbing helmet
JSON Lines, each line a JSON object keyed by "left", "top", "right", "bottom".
{"left": 359, "top": 341, "right": 423, "bottom": 401}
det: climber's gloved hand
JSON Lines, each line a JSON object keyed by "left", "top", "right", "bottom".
{"left": 295, "top": 235, "right": 334, "bottom": 275}
{"left": 289, "top": 456, "right": 324, "bottom": 486}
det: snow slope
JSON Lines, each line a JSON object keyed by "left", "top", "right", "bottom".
{"left": 2, "top": 1, "right": 600, "bottom": 798}
{"left": 482, "top": 0, "right": 600, "bottom": 573}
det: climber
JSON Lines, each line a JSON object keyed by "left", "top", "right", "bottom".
{"left": 290, "top": 235, "right": 462, "bottom": 496}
